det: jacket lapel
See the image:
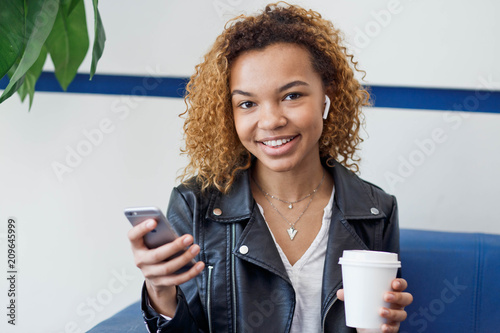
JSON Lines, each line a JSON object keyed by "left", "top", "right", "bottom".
{"left": 234, "top": 206, "right": 291, "bottom": 284}
{"left": 206, "top": 170, "right": 291, "bottom": 284}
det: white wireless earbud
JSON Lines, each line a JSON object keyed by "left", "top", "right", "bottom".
{"left": 323, "top": 95, "right": 331, "bottom": 119}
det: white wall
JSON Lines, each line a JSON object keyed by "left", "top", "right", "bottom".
{"left": 0, "top": 0, "right": 499, "bottom": 331}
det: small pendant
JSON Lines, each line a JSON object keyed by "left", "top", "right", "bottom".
{"left": 287, "top": 227, "right": 298, "bottom": 240}
{"left": 288, "top": 203, "right": 293, "bottom": 209}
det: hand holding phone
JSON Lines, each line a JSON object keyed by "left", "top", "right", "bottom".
{"left": 125, "top": 206, "right": 196, "bottom": 273}
{"left": 125, "top": 206, "right": 204, "bottom": 317}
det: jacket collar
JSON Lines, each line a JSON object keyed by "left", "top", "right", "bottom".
{"left": 205, "top": 169, "right": 254, "bottom": 223}
{"left": 206, "top": 159, "right": 386, "bottom": 222}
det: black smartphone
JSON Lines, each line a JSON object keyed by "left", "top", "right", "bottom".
{"left": 124, "top": 206, "right": 195, "bottom": 273}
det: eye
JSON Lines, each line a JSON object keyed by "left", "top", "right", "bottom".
{"left": 237, "top": 101, "right": 256, "bottom": 109}
{"left": 283, "top": 92, "right": 302, "bottom": 101}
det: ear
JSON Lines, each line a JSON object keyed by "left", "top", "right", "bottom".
{"left": 323, "top": 95, "right": 331, "bottom": 120}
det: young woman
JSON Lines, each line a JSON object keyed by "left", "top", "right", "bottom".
{"left": 128, "top": 3, "right": 413, "bottom": 332}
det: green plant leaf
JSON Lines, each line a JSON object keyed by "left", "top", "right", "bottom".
{"left": 5, "top": 63, "right": 26, "bottom": 104}
{"left": 90, "top": 0, "right": 105, "bottom": 79}
{"left": 45, "top": 0, "right": 89, "bottom": 91}
{"left": 0, "top": 0, "right": 60, "bottom": 104}
{"left": 66, "top": 0, "right": 81, "bottom": 15}
{"left": 0, "top": 0, "right": 25, "bottom": 79}
{"left": 17, "top": 46, "right": 48, "bottom": 109}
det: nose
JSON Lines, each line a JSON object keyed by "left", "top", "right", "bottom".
{"left": 258, "top": 103, "right": 287, "bottom": 130}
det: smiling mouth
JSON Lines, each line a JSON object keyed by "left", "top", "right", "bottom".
{"left": 261, "top": 136, "right": 296, "bottom": 148}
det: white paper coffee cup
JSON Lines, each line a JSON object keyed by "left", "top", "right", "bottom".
{"left": 338, "top": 250, "right": 401, "bottom": 329}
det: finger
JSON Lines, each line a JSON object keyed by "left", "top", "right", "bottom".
{"left": 151, "top": 261, "right": 205, "bottom": 287}
{"left": 381, "top": 322, "right": 400, "bottom": 333}
{"left": 139, "top": 234, "right": 194, "bottom": 265}
{"left": 384, "top": 291, "right": 413, "bottom": 308}
{"left": 162, "top": 243, "right": 201, "bottom": 274}
{"left": 336, "top": 289, "right": 344, "bottom": 301}
{"left": 128, "top": 219, "right": 157, "bottom": 248}
{"left": 143, "top": 243, "right": 201, "bottom": 278}
{"left": 380, "top": 307, "right": 407, "bottom": 323}
{"left": 135, "top": 234, "right": 192, "bottom": 267}
{"left": 391, "top": 278, "right": 408, "bottom": 292}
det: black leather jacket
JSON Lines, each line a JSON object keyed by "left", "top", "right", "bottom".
{"left": 142, "top": 160, "right": 400, "bottom": 332}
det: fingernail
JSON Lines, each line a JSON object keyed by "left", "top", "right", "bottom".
{"left": 190, "top": 244, "right": 199, "bottom": 254}
{"left": 385, "top": 293, "right": 395, "bottom": 301}
{"left": 381, "top": 308, "right": 390, "bottom": 316}
{"left": 183, "top": 235, "right": 193, "bottom": 246}
{"left": 196, "top": 262, "right": 204, "bottom": 271}
{"left": 146, "top": 220, "right": 155, "bottom": 228}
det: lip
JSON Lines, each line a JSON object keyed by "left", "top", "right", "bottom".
{"left": 257, "top": 135, "right": 299, "bottom": 156}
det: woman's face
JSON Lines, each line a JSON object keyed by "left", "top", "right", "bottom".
{"left": 230, "top": 43, "right": 326, "bottom": 174}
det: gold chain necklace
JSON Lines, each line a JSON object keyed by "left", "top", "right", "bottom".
{"left": 252, "top": 170, "right": 325, "bottom": 240}
{"left": 252, "top": 170, "right": 325, "bottom": 209}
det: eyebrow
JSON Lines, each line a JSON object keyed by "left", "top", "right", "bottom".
{"left": 231, "top": 89, "right": 253, "bottom": 97}
{"left": 278, "top": 80, "right": 309, "bottom": 93}
{"left": 230, "top": 80, "right": 309, "bottom": 98}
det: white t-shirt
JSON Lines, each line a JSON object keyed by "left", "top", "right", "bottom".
{"left": 257, "top": 187, "right": 335, "bottom": 333}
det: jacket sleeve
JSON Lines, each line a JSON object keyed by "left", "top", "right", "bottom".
{"left": 140, "top": 186, "right": 208, "bottom": 332}
{"left": 383, "top": 195, "right": 400, "bottom": 255}
{"left": 383, "top": 195, "right": 401, "bottom": 278}
{"left": 141, "top": 283, "right": 201, "bottom": 332}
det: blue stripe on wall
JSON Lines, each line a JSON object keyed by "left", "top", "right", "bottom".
{"left": 0, "top": 72, "right": 188, "bottom": 99}
{"left": 1, "top": 72, "right": 499, "bottom": 113}
{"left": 368, "top": 85, "right": 500, "bottom": 114}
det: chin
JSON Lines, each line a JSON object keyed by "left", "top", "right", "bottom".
{"left": 256, "top": 158, "right": 299, "bottom": 173}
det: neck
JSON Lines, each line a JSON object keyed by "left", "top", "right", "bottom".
{"left": 251, "top": 159, "right": 326, "bottom": 202}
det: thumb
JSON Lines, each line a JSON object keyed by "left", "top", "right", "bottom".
{"left": 336, "top": 288, "right": 345, "bottom": 301}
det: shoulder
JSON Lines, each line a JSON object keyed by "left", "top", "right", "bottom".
{"left": 328, "top": 160, "right": 397, "bottom": 218}
{"left": 166, "top": 177, "right": 215, "bottom": 233}
{"left": 170, "top": 176, "right": 213, "bottom": 209}
{"left": 362, "top": 180, "right": 398, "bottom": 218}
{"left": 169, "top": 170, "right": 253, "bottom": 222}
{"left": 361, "top": 177, "right": 396, "bottom": 204}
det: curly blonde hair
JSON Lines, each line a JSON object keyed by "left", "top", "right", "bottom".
{"left": 180, "top": 2, "right": 370, "bottom": 194}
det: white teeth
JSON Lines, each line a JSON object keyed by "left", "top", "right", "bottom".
{"left": 263, "top": 138, "right": 293, "bottom": 147}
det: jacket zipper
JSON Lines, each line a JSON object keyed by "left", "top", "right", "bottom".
{"left": 207, "top": 265, "right": 214, "bottom": 333}
{"left": 231, "top": 224, "right": 237, "bottom": 333}
{"left": 321, "top": 296, "right": 337, "bottom": 333}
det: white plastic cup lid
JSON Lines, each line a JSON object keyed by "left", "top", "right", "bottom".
{"left": 338, "top": 250, "right": 401, "bottom": 266}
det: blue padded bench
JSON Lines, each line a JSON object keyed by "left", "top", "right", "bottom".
{"left": 399, "top": 229, "right": 500, "bottom": 333}
{"left": 88, "top": 229, "right": 500, "bottom": 333}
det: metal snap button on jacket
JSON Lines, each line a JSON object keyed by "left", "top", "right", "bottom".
{"left": 239, "top": 245, "right": 249, "bottom": 254}
{"left": 370, "top": 207, "right": 379, "bottom": 215}
{"left": 213, "top": 208, "right": 222, "bottom": 216}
